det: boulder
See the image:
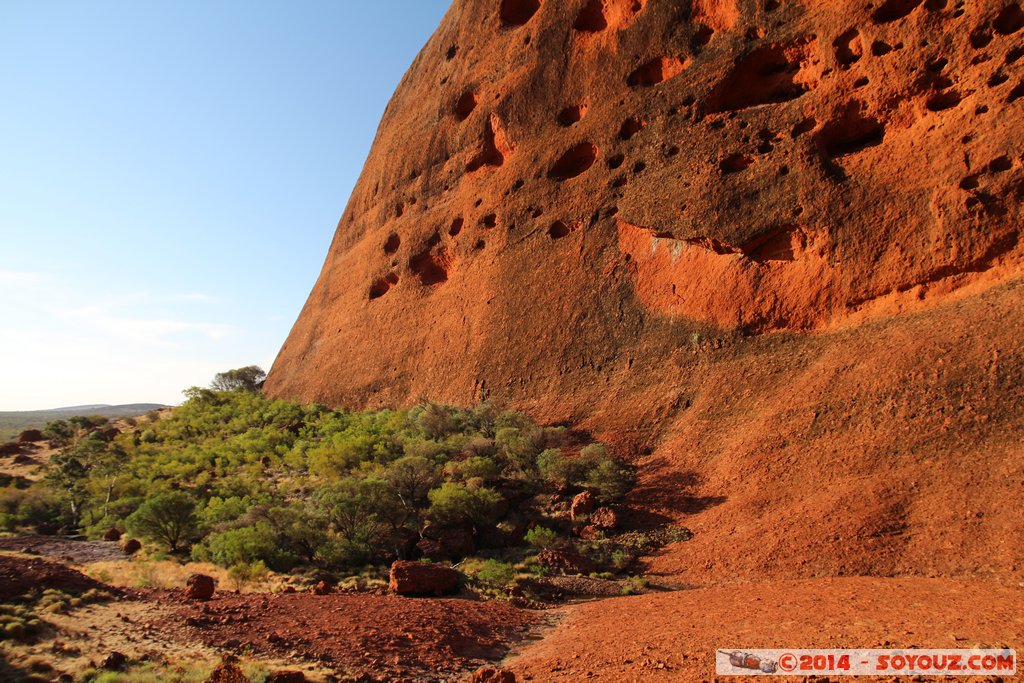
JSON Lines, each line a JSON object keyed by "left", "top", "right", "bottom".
{"left": 589, "top": 507, "right": 620, "bottom": 531}
{"left": 389, "top": 560, "right": 459, "bottom": 596}
{"left": 100, "top": 652, "right": 127, "bottom": 671}
{"left": 473, "top": 668, "right": 516, "bottom": 683}
{"left": 205, "top": 661, "right": 248, "bottom": 683}
{"left": 102, "top": 527, "right": 122, "bottom": 542}
{"left": 0, "top": 442, "right": 21, "bottom": 456}
{"left": 185, "top": 573, "right": 216, "bottom": 601}
{"left": 17, "top": 429, "right": 45, "bottom": 443}
{"left": 267, "top": 672, "right": 307, "bottom": 683}
{"left": 310, "top": 580, "right": 332, "bottom": 595}
{"left": 536, "top": 549, "right": 596, "bottom": 576}
{"left": 570, "top": 491, "right": 596, "bottom": 520}
{"left": 120, "top": 538, "right": 141, "bottom": 555}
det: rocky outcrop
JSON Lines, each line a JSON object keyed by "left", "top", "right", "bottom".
{"left": 570, "top": 491, "right": 596, "bottom": 520}
{"left": 267, "top": 0, "right": 1023, "bottom": 432}
{"left": 389, "top": 560, "right": 460, "bottom": 596}
{"left": 267, "top": 0, "right": 1024, "bottom": 585}
{"left": 0, "top": 442, "right": 21, "bottom": 456}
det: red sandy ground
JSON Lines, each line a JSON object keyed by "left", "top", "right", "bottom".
{"left": 153, "top": 590, "right": 542, "bottom": 683}
{"left": 508, "top": 577, "right": 1024, "bottom": 682}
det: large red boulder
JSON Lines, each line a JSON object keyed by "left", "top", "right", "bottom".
{"left": 185, "top": 573, "right": 216, "bottom": 601}
{"left": 120, "top": 538, "right": 141, "bottom": 555}
{"left": 570, "top": 491, "right": 596, "bottom": 520}
{"left": 473, "top": 668, "right": 516, "bottom": 683}
{"left": 389, "top": 560, "right": 459, "bottom": 596}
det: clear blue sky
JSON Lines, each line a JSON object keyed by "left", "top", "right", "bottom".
{"left": 0, "top": 1, "right": 451, "bottom": 410}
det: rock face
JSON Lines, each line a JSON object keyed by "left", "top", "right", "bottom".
{"left": 267, "top": 0, "right": 1023, "bottom": 423}
{"left": 268, "top": 0, "right": 1024, "bottom": 584}
{"left": 389, "top": 560, "right": 460, "bottom": 595}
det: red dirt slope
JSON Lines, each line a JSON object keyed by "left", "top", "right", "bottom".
{"left": 509, "top": 577, "right": 1024, "bottom": 682}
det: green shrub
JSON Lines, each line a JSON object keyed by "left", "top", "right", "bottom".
{"left": 427, "top": 482, "right": 502, "bottom": 529}
{"left": 126, "top": 491, "right": 197, "bottom": 553}
{"left": 525, "top": 526, "right": 560, "bottom": 549}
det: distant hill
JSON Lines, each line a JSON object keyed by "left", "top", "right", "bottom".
{"left": 0, "top": 403, "right": 167, "bottom": 441}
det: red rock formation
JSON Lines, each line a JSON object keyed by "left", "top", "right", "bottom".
{"left": 268, "top": 0, "right": 1024, "bottom": 583}
{"left": 389, "top": 560, "right": 460, "bottom": 595}
{"left": 268, "top": 0, "right": 1022, "bottom": 421}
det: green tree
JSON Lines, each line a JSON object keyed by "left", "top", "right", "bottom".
{"left": 126, "top": 491, "right": 197, "bottom": 553}
{"left": 210, "top": 365, "right": 266, "bottom": 392}
{"left": 384, "top": 455, "right": 438, "bottom": 507}
{"left": 427, "top": 482, "right": 501, "bottom": 529}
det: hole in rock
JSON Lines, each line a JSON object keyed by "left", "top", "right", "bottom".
{"left": 765, "top": 0, "right": 781, "bottom": 9}
{"left": 548, "top": 221, "right": 574, "bottom": 239}
{"left": 500, "top": 0, "right": 540, "bottom": 26}
{"left": 455, "top": 91, "right": 478, "bottom": 120}
{"left": 720, "top": 153, "right": 754, "bottom": 173}
{"left": 369, "top": 272, "right": 399, "bottom": 300}
{"left": 449, "top": 218, "right": 464, "bottom": 236}
{"left": 815, "top": 103, "right": 885, "bottom": 158}
{"left": 427, "top": 232, "right": 442, "bottom": 248}
{"left": 611, "top": 176, "right": 628, "bottom": 187}
{"left": 995, "top": 2, "right": 1024, "bottom": 34}
{"left": 927, "top": 56, "right": 948, "bottom": 72}
{"left": 548, "top": 142, "right": 598, "bottom": 180}
{"left": 619, "top": 117, "right": 646, "bottom": 140}
{"left": 872, "top": 0, "right": 924, "bottom": 23}
{"left": 1008, "top": 46, "right": 1024, "bottom": 63}
{"left": 925, "top": 0, "right": 947, "bottom": 9}
{"left": 481, "top": 213, "right": 498, "bottom": 228}
{"left": 960, "top": 175, "right": 980, "bottom": 190}
{"left": 627, "top": 56, "right": 689, "bottom": 87}
{"left": 989, "top": 71, "right": 1009, "bottom": 86}
{"left": 633, "top": 160, "right": 647, "bottom": 173}
{"left": 474, "top": 239, "right": 486, "bottom": 250}
{"left": 792, "top": 117, "right": 816, "bottom": 137}
{"left": 872, "top": 40, "right": 894, "bottom": 56}
{"left": 854, "top": 76, "right": 869, "bottom": 87}
{"left": 1009, "top": 79, "right": 1024, "bottom": 101}
{"left": 466, "top": 117, "right": 508, "bottom": 173}
{"left": 989, "top": 155, "right": 1013, "bottom": 172}
{"left": 926, "top": 90, "right": 962, "bottom": 111}
{"left": 970, "top": 27, "right": 994, "bottom": 49}
{"left": 691, "top": 24, "right": 715, "bottom": 50}
{"left": 706, "top": 38, "right": 821, "bottom": 112}
{"left": 446, "top": 44, "right": 458, "bottom": 60}
{"left": 607, "top": 153, "right": 625, "bottom": 169}
{"left": 574, "top": 0, "right": 608, "bottom": 31}
{"left": 410, "top": 248, "right": 450, "bottom": 287}
{"left": 558, "top": 104, "right": 587, "bottom": 126}
{"left": 383, "top": 233, "right": 401, "bottom": 254}
{"left": 834, "top": 29, "right": 863, "bottom": 66}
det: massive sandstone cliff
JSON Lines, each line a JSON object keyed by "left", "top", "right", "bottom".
{"left": 267, "top": 0, "right": 1024, "bottom": 584}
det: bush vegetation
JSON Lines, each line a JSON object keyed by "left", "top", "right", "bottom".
{"left": 0, "top": 371, "right": 636, "bottom": 579}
